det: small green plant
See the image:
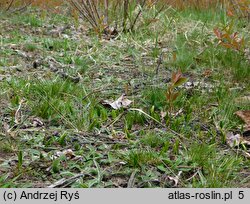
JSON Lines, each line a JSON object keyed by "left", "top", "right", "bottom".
{"left": 58, "top": 132, "right": 68, "bottom": 146}
{"left": 43, "top": 38, "right": 72, "bottom": 51}
{"left": 127, "top": 150, "right": 160, "bottom": 168}
{"left": 23, "top": 14, "right": 43, "bottom": 27}
{"left": 24, "top": 43, "right": 38, "bottom": 52}
{"left": 0, "top": 142, "right": 14, "bottom": 153}
{"left": 17, "top": 150, "right": 23, "bottom": 171}
{"left": 143, "top": 88, "right": 166, "bottom": 110}
{"left": 52, "top": 158, "right": 61, "bottom": 173}
{"left": 125, "top": 111, "right": 146, "bottom": 130}
{"left": 166, "top": 70, "right": 187, "bottom": 112}
{"left": 140, "top": 132, "right": 166, "bottom": 148}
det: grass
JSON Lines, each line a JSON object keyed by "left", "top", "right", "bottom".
{"left": 0, "top": 5, "right": 249, "bottom": 188}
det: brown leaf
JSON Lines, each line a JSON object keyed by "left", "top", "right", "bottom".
{"left": 202, "top": 69, "right": 212, "bottom": 77}
{"left": 235, "top": 110, "right": 250, "bottom": 130}
{"left": 171, "top": 92, "right": 179, "bottom": 101}
{"left": 227, "top": 9, "right": 234, "bottom": 17}
{"left": 213, "top": 28, "right": 222, "bottom": 39}
{"left": 171, "top": 70, "right": 182, "bottom": 84}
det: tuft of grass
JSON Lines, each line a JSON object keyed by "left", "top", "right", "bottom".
{"left": 127, "top": 150, "right": 161, "bottom": 168}
{"left": 52, "top": 158, "right": 61, "bottom": 173}
{"left": 23, "top": 43, "right": 38, "bottom": 52}
{"left": 185, "top": 143, "right": 243, "bottom": 187}
{"left": 142, "top": 88, "right": 166, "bottom": 110}
{"left": 43, "top": 38, "right": 74, "bottom": 52}
{"left": 125, "top": 111, "right": 146, "bottom": 130}
{"left": 140, "top": 132, "right": 168, "bottom": 148}
{"left": 0, "top": 142, "right": 14, "bottom": 153}
{"left": 23, "top": 14, "right": 43, "bottom": 27}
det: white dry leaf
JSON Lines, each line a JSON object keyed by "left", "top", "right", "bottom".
{"left": 167, "top": 176, "right": 179, "bottom": 187}
{"left": 62, "top": 149, "right": 75, "bottom": 158}
{"left": 48, "top": 25, "right": 69, "bottom": 37}
{"left": 162, "top": 48, "right": 169, "bottom": 53}
{"left": 160, "top": 111, "right": 167, "bottom": 119}
{"left": 166, "top": 171, "right": 182, "bottom": 187}
{"left": 14, "top": 99, "right": 25, "bottom": 124}
{"left": 170, "top": 108, "right": 183, "bottom": 118}
{"left": 55, "top": 149, "right": 75, "bottom": 159}
{"left": 226, "top": 132, "right": 241, "bottom": 147}
{"left": 62, "top": 34, "right": 69, "bottom": 39}
{"left": 104, "top": 94, "right": 132, "bottom": 110}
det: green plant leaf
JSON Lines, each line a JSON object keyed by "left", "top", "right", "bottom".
{"left": 18, "top": 151, "right": 23, "bottom": 170}
{"left": 173, "top": 77, "right": 188, "bottom": 87}
{"left": 52, "top": 159, "right": 60, "bottom": 173}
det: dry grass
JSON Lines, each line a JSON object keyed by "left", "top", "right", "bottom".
{"left": 157, "top": 0, "right": 226, "bottom": 9}
{"left": 0, "top": 0, "right": 235, "bottom": 10}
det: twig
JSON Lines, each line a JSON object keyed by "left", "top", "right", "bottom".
{"left": 122, "top": 0, "right": 129, "bottom": 31}
{"left": 48, "top": 173, "right": 84, "bottom": 188}
{"left": 14, "top": 98, "right": 25, "bottom": 124}
{"left": 185, "top": 169, "right": 201, "bottom": 182}
{"left": 6, "top": 0, "right": 14, "bottom": 11}
{"left": 130, "top": 0, "right": 147, "bottom": 31}
{"left": 128, "top": 108, "right": 189, "bottom": 140}
{"left": 155, "top": 52, "right": 163, "bottom": 75}
{"left": 82, "top": 88, "right": 104, "bottom": 101}
{"left": 104, "top": 111, "right": 126, "bottom": 128}
{"left": 103, "top": 0, "right": 109, "bottom": 25}
{"left": 12, "top": 0, "right": 32, "bottom": 13}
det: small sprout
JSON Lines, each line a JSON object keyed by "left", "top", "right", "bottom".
{"left": 166, "top": 70, "right": 187, "bottom": 112}
{"left": 17, "top": 151, "right": 23, "bottom": 171}
{"left": 58, "top": 132, "right": 67, "bottom": 146}
{"left": 52, "top": 159, "right": 60, "bottom": 173}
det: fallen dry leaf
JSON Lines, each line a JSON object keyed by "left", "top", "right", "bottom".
{"left": 170, "top": 108, "right": 183, "bottom": 118}
{"left": 235, "top": 110, "right": 250, "bottom": 130}
{"left": 226, "top": 131, "right": 250, "bottom": 148}
{"left": 102, "top": 94, "right": 132, "bottom": 110}
{"left": 160, "top": 111, "right": 167, "bottom": 119}
{"left": 226, "top": 132, "right": 241, "bottom": 147}
{"left": 54, "top": 149, "right": 75, "bottom": 159}
{"left": 165, "top": 171, "right": 182, "bottom": 187}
